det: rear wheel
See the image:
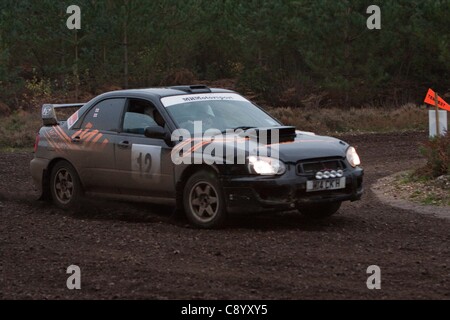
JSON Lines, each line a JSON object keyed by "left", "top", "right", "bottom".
{"left": 183, "top": 170, "right": 227, "bottom": 229}
{"left": 50, "top": 160, "right": 83, "bottom": 209}
{"left": 298, "top": 202, "right": 341, "bottom": 219}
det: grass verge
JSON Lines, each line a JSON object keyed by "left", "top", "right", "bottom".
{"left": 397, "top": 171, "right": 450, "bottom": 207}
{"left": 267, "top": 103, "right": 429, "bottom": 134}
{"left": 0, "top": 111, "right": 41, "bottom": 150}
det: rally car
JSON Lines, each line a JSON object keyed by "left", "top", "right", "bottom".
{"left": 30, "top": 85, "right": 363, "bottom": 228}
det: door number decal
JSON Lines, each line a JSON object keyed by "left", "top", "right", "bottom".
{"left": 131, "top": 144, "right": 161, "bottom": 181}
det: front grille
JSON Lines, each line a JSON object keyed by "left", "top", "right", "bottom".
{"left": 296, "top": 158, "right": 346, "bottom": 176}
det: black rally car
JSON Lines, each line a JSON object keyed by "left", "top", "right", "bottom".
{"left": 31, "top": 85, "right": 363, "bottom": 228}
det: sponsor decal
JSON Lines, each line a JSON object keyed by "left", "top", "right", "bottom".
{"left": 67, "top": 110, "right": 79, "bottom": 129}
{"left": 42, "top": 122, "right": 110, "bottom": 153}
{"left": 42, "top": 105, "right": 53, "bottom": 117}
{"left": 72, "top": 123, "right": 110, "bottom": 148}
{"left": 161, "top": 93, "right": 249, "bottom": 107}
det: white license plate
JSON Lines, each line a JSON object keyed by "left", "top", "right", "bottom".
{"left": 306, "top": 177, "right": 346, "bottom": 192}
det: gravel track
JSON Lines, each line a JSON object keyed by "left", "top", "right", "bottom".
{"left": 0, "top": 131, "right": 449, "bottom": 299}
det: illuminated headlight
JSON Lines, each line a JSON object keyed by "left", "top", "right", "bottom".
{"left": 248, "top": 156, "right": 286, "bottom": 175}
{"left": 346, "top": 146, "right": 361, "bottom": 167}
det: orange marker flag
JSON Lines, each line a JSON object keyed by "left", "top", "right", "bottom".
{"left": 424, "top": 88, "right": 450, "bottom": 112}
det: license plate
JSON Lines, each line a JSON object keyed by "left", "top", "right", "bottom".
{"left": 306, "top": 177, "right": 346, "bottom": 192}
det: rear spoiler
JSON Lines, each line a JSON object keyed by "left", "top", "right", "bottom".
{"left": 41, "top": 103, "right": 85, "bottom": 126}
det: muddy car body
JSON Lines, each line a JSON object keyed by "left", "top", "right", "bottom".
{"left": 31, "top": 85, "right": 363, "bottom": 228}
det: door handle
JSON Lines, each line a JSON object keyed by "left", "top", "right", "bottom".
{"left": 118, "top": 141, "right": 130, "bottom": 149}
{"left": 71, "top": 136, "right": 81, "bottom": 143}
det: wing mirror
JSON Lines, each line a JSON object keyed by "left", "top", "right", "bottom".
{"left": 144, "top": 126, "right": 174, "bottom": 146}
{"left": 144, "top": 126, "right": 167, "bottom": 139}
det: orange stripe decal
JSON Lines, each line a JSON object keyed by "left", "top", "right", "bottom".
{"left": 55, "top": 126, "right": 72, "bottom": 143}
{"left": 88, "top": 133, "right": 103, "bottom": 147}
{"left": 83, "top": 130, "right": 100, "bottom": 143}
{"left": 72, "top": 129, "right": 84, "bottom": 139}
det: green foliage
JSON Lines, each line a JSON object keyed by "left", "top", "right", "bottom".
{"left": 0, "top": 0, "right": 449, "bottom": 108}
{"left": 419, "top": 134, "right": 450, "bottom": 178}
{"left": 25, "top": 74, "right": 52, "bottom": 99}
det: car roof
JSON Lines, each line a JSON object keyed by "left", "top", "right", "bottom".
{"left": 72, "top": 86, "right": 239, "bottom": 125}
{"left": 102, "top": 86, "right": 235, "bottom": 99}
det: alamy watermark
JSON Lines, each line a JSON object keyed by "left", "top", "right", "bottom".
{"left": 66, "top": 265, "right": 81, "bottom": 290}
{"left": 64, "top": 263, "right": 381, "bottom": 291}
{"left": 66, "top": 5, "right": 81, "bottom": 30}
{"left": 366, "top": 265, "right": 381, "bottom": 290}
{"left": 66, "top": 5, "right": 379, "bottom": 31}
{"left": 170, "top": 123, "right": 281, "bottom": 165}
{"left": 367, "top": 5, "right": 381, "bottom": 30}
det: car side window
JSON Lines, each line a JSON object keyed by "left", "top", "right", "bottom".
{"left": 81, "top": 98, "right": 126, "bottom": 131}
{"left": 122, "top": 99, "right": 165, "bottom": 135}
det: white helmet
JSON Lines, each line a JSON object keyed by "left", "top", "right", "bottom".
{"left": 196, "top": 103, "right": 215, "bottom": 118}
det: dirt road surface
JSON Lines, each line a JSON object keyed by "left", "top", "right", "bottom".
{"left": 1, "top": 132, "right": 449, "bottom": 299}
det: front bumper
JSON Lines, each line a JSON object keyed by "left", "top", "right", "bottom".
{"left": 221, "top": 167, "right": 363, "bottom": 213}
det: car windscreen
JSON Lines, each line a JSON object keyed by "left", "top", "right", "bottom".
{"left": 161, "top": 93, "right": 281, "bottom": 133}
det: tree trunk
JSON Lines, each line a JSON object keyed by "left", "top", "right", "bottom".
{"left": 123, "top": 2, "right": 129, "bottom": 89}
{"left": 75, "top": 31, "right": 79, "bottom": 100}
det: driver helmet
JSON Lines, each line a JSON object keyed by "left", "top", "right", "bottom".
{"left": 194, "top": 103, "right": 215, "bottom": 118}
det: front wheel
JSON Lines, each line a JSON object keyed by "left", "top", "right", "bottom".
{"left": 183, "top": 170, "right": 227, "bottom": 229}
{"left": 298, "top": 202, "right": 342, "bottom": 220}
{"left": 50, "top": 160, "right": 83, "bottom": 209}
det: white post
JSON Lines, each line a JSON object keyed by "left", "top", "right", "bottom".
{"left": 429, "top": 110, "right": 448, "bottom": 137}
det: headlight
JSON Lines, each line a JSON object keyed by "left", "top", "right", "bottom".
{"left": 346, "top": 146, "right": 361, "bottom": 167}
{"left": 248, "top": 156, "right": 286, "bottom": 175}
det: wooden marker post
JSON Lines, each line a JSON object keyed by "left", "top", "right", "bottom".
{"left": 435, "top": 91, "right": 440, "bottom": 138}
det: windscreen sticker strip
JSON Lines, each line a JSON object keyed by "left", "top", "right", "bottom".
{"left": 161, "top": 93, "right": 249, "bottom": 107}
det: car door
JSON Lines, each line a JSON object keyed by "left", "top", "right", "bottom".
{"left": 114, "top": 98, "right": 175, "bottom": 199}
{"left": 70, "top": 98, "right": 125, "bottom": 193}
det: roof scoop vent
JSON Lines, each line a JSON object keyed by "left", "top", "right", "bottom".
{"left": 170, "top": 85, "right": 211, "bottom": 94}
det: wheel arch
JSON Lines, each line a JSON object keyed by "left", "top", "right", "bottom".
{"left": 43, "top": 157, "right": 83, "bottom": 199}
{"left": 175, "top": 164, "right": 220, "bottom": 210}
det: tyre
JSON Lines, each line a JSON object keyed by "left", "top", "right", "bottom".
{"left": 298, "top": 202, "right": 341, "bottom": 219}
{"left": 183, "top": 170, "right": 227, "bottom": 229}
{"left": 50, "top": 160, "right": 83, "bottom": 209}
